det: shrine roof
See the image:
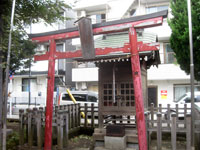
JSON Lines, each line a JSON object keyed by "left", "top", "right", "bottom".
{"left": 94, "top": 31, "right": 157, "bottom": 49}
{"left": 75, "top": 31, "right": 160, "bottom": 68}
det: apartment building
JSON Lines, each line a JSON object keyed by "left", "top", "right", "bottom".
{"left": 9, "top": 0, "right": 200, "bottom": 106}
{"left": 9, "top": 5, "right": 77, "bottom": 105}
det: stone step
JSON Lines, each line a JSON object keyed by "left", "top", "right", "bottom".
{"left": 94, "top": 131, "right": 139, "bottom": 150}
{"left": 94, "top": 146, "right": 138, "bottom": 150}
{"left": 94, "top": 128, "right": 137, "bottom": 134}
{"left": 93, "top": 128, "right": 138, "bottom": 143}
{"left": 93, "top": 132, "right": 105, "bottom": 141}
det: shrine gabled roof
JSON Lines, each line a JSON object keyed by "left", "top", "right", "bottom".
{"left": 77, "top": 31, "right": 160, "bottom": 68}
{"left": 94, "top": 31, "right": 157, "bottom": 48}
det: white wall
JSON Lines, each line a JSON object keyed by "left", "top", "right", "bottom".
{"left": 11, "top": 76, "right": 47, "bottom": 96}
{"left": 72, "top": 67, "right": 98, "bottom": 82}
{"left": 148, "top": 79, "right": 191, "bottom": 105}
{"left": 148, "top": 64, "right": 190, "bottom": 80}
{"left": 106, "top": 0, "right": 134, "bottom": 20}
{"left": 148, "top": 63, "right": 190, "bottom": 104}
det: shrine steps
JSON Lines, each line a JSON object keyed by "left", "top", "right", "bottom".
{"left": 93, "top": 128, "right": 139, "bottom": 150}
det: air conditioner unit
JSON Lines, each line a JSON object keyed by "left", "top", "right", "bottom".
{"left": 35, "top": 44, "right": 47, "bottom": 55}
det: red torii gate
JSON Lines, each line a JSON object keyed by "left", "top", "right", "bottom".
{"left": 29, "top": 10, "right": 167, "bottom": 150}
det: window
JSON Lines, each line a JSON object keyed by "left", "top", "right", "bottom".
{"left": 130, "top": 9, "right": 136, "bottom": 16}
{"left": 57, "top": 11, "right": 65, "bottom": 30}
{"left": 164, "top": 43, "right": 176, "bottom": 64}
{"left": 56, "top": 43, "right": 65, "bottom": 70}
{"left": 88, "top": 96, "right": 97, "bottom": 102}
{"left": 146, "top": 5, "right": 168, "bottom": 14}
{"left": 183, "top": 97, "right": 200, "bottom": 103}
{"left": 22, "top": 78, "right": 36, "bottom": 92}
{"left": 184, "top": 98, "right": 190, "bottom": 103}
{"left": 89, "top": 13, "right": 106, "bottom": 24}
{"left": 96, "top": 14, "right": 106, "bottom": 23}
{"left": 196, "top": 96, "right": 200, "bottom": 102}
{"left": 56, "top": 43, "right": 64, "bottom": 52}
{"left": 62, "top": 94, "right": 87, "bottom": 102}
{"left": 54, "top": 77, "right": 63, "bottom": 91}
{"left": 174, "top": 84, "right": 200, "bottom": 101}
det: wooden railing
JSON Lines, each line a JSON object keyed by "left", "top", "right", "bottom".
{"left": 18, "top": 103, "right": 98, "bottom": 150}
{"left": 145, "top": 103, "right": 200, "bottom": 150}
{"left": 18, "top": 103, "right": 200, "bottom": 150}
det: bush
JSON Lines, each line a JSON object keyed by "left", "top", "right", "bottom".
{"left": 6, "top": 132, "right": 19, "bottom": 150}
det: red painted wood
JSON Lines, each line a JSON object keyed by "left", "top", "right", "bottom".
{"left": 137, "top": 42, "right": 159, "bottom": 52}
{"left": 129, "top": 28, "right": 147, "bottom": 150}
{"left": 34, "top": 52, "right": 50, "bottom": 61}
{"left": 31, "top": 17, "right": 163, "bottom": 42}
{"left": 44, "top": 39, "right": 56, "bottom": 150}
{"left": 34, "top": 43, "right": 158, "bottom": 61}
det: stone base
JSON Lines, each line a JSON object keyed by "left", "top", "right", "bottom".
{"left": 104, "top": 136, "right": 126, "bottom": 150}
{"left": 93, "top": 128, "right": 138, "bottom": 150}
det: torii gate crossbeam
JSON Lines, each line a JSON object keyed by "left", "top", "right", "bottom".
{"left": 29, "top": 10, "right": 167, "bottom": 150}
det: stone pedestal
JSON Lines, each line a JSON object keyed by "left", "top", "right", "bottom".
{"left": 104, "top": 136, "right": 126, "bottom": 150}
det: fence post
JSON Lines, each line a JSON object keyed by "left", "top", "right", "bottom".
{"left": 33, "top": 108, "right": 38, "bottom": 147}
{"left": 127, "top": 116, "right": 130, "bottom": 124}
{"left": 68, "top": 105, "right": 71, "bottom": 130}
{"left": 157, "top": 112, "right": 162, "bottom": 150}
{"left": 78, "top": 103, "right": 81, "bottom": 127}
{"left": 57, "top": 111, "right": 64, "bottom": 150}
{"left": 27, "top": 109, "right": 33, "bottom": 148}
{"left": 145, "top": 111, "right": 150, "bottom": 150}
{"left": 186, "top": 114, "right": 191, "bottom": 150}
{"left": 184, "top": 104, "right": 187, "bottom": 128}
{"left": 91, "top": 103, "right": 95, "bottom": 128}
{"left": 71, "top": 104, "right": 74, "bottom": 128}
{"left": 14, "top": 97, "right": 16, "bottom": 105}
{"left": 171, "top": 113, "right": 177, "bottom": 150}
{"left": 167, "top": 104, "right": 170, "bottom": 127}
{"left": 74, "top": 104, "right": 77, "bottom": 127}
{"left": 39, "top": 107, "right": 44, "bottom": 123}
{"left": 158, "top": 104, "right": 162, "bottom": 113}
{"left": 175, "top": 104, "right": 179, "bottom": 128}
{"left": 35, "top": 97, "right": 36, "bottom": 106}
{"left": 150, "top": 103, "right": 154, "bottom": 127}
{"left": 63, "top": 112, "right": 69, "bottom": 148}
{"left": 37, "top": 109, "right": 42, "bottom": 149}
{"left": 19, "top": 109, "right": 24, "bottom": 147}
{"left": 84, "top": 103, "right": 88, "bottom": 128}
{"left": 75, "top": 104, "right": 79, "bottom": 127}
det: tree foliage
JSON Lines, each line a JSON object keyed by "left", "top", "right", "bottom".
{"left": 0, "top": 0, "right": 71, "bottom": 75}
{"left": 169, "top": 0, "right": 200, "bottom": 81}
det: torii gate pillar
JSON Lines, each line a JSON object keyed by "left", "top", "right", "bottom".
{"left": 44, "top": 39, "right": 56, "bottom": 150}
{"left": 129, "top": 27, "right": 147, "bottom": 150}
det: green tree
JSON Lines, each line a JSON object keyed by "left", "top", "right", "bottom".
{"left": 169, "top": 0, "right": 200, "bottom": 81}
{"left": 0, "top": 0, "right": 71, "bottom": 75}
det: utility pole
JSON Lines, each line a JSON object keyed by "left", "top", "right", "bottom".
{"left": 3, "top": 0, "right": 16, "bottom": 150}
{"left": 0, "top": 18, "right": 3, "bottom": 150}
{"left": 187, "top": 0, "right": 195, "bottom": 149}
